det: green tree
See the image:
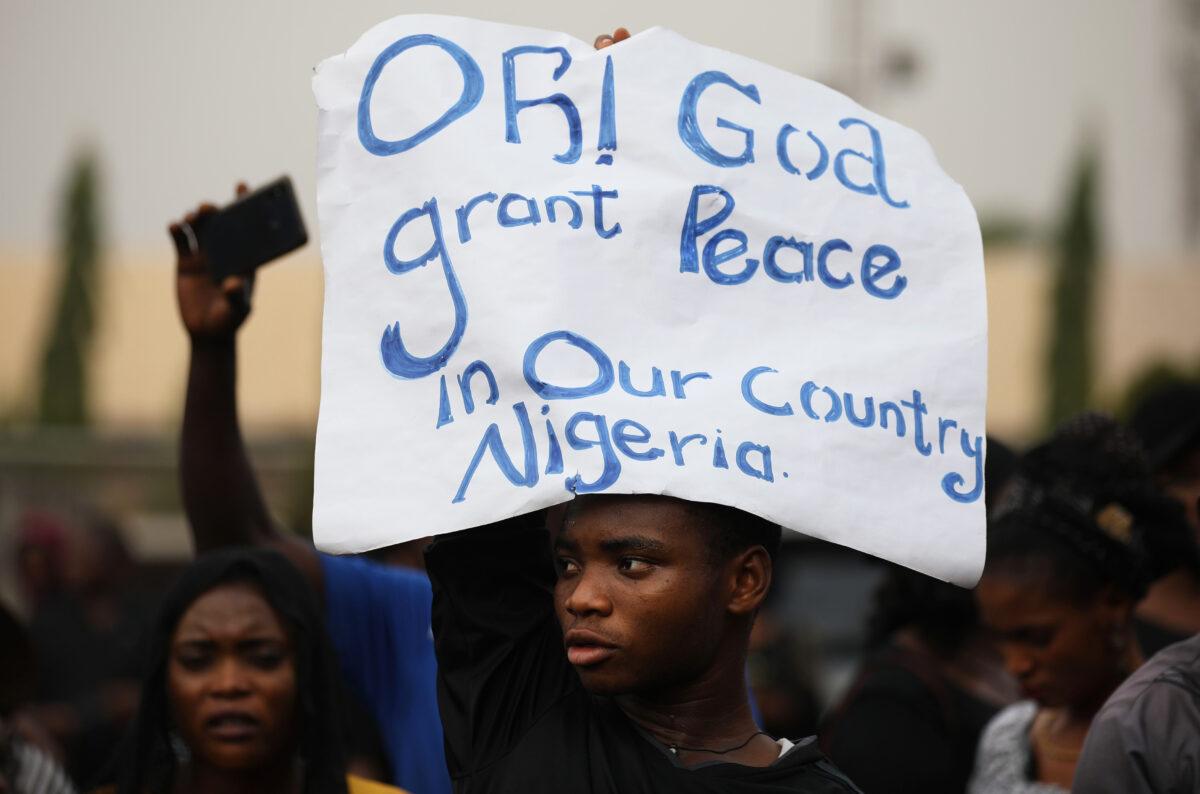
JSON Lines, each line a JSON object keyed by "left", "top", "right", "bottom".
{"left": 1046, "top": 150, "right": 1100, "bottom": 429}
{"left": 38, "top": 151, "right": 103, "bottom": 426}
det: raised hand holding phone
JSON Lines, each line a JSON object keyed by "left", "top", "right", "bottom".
{"left": 168, "top": 177, "right": 306, "bottom": 341}
{"left": 169, "top": 183, "right": 255, "bottom": 341}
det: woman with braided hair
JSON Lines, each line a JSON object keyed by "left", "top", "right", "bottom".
{"left": 966, "top": 414, "right": 1188, "bottom": 793}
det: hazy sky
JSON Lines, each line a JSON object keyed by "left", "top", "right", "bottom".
{"left": 0, "top": 0, "right": 1189, "bottom": 260}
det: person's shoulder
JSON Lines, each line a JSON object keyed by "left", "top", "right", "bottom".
{"left": 967, "top": 701, "right": 1058, "bottom": 794}
{"left": 10, "top": 735, "right": 78, "bottom": 794}
{"left": 854, "top": 651, "right": 933, "bottom": 690}
{"left": 1076, "top": 642, "right": 1200, "bottom": 794}
{"left": 840, "top": 651, "right": 948, "bottom": 712}
{"left": 1098, "top": 632, "right": 1200, "bottom": 722}
{"left": 347, "top": 774, "right": 411, "bottom": 794}
{"left": 980, "top": 699, "right": 1037, "bottom": 739}
{"left": 971, "top": 702, "right": 1035, "bottom": 776}
{"left": 770, "top": 736, "right": 864, "bottom": 792}
{"left": 1148, "top": 631, "right": 1200, "bottom": 692}
{"left": 319, "top": 552, "right": 431, "bottom": 594}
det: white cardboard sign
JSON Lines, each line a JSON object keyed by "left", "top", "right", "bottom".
{"left": 312, "top": 15, "right": 988, "bottom": 586}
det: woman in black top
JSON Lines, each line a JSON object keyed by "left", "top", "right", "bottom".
{"left": 821, "top": 564, "right": 1018, "bottom": 794}
{"left": 821, "top": 437, "right": 1021, "bottom": 794}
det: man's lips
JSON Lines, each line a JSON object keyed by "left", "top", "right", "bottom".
{"left": 202, "top": 710, "right": 262, "bottom": 741}
{"left": 564, "top": 629, "right": 618, "bottom": 667}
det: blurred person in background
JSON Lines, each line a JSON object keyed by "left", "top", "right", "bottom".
{"left": 822, "top": 565, "right": 1019, "bottom": 794}
{"left": 0, "top": 718, "right": 78, "bottom": 794}
{"left": 1071, "top": 607, "right": 1200, "bottom": 793}
{"left": 1070, "top": 389, "right": 1200, "bottom": 794}
{"left": 0, "top": 602, "right": 77, "bottom": 793}
{"left": 169, "top": 192, "right": 446, "bottom": 794}
{"left": 967, "top": 415, "right": 1182, "bottom": 792}
{"left": 747, "top": 608, "right": 822, "bottom": 743}
{"left": 101, "top": 548, "right": 405, "bottom": 794}
{"left": 14, "top": 509, "right": 148, "bottom": 787}
{"left": 818, "top": 437, "right": 1020, "bottom": 794}
{"left": 1127, "top": 381, "right": 1200, "bottom": 652}
{"left": 15, "top": 512, "right": 69, "bottom": 610}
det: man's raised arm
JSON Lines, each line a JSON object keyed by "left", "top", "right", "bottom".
{"left": 169, "top": 186, "right": 320, "bottom": 583}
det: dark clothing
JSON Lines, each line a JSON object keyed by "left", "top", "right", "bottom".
{"left": 30, "top": 591, "right": 150, "bottom": 785}
{"left": 821, "top": 645, "right": 998, "bottom": 794}
{"left": 1073, "top": 633, "right": 1200, "bottom": 794}
{"left": 425, "top": 516, "right": 859, "bottom": 794}
{"left": 1133, "top": 616, "right": 1189, "bottom": 658}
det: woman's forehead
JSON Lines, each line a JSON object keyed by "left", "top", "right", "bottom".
{"left": 173, "top": 581, "right": 286, "bottom": 640}
{"left": 976, "top": 572, "right": 1084, "bottom": 621}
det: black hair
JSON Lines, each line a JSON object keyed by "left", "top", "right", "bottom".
{"left": 1128, "top": 380, "right": 1200, "bottom": 472}
{"left": 983, "top": 435, "right": 1019, "bottom": 516}
{"left": 866, "top": 565, "right": 979, "bottom": 657}
{"left": 684, "top": 500, "right": 782, "bottom": 565}
{"left": 861, "top": 437, "right": 1021, "bottom": 657}
{"left": 0, "top": 602, "right": 35, "bottom": 716}
{"left": 114, "top": 548, "right": 349, "bottom": 794}
{"left": 986, "top": 413, "right": 1190, "bottom": 602}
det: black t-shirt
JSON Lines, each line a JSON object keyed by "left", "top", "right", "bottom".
{"left": 425, "top": 515, "right": 861, "bottom": 794}
{"left": 821, "top": 646, "right": 998, "bottom": 794}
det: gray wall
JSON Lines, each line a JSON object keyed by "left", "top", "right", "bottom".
{"left": 1, "top": 0, "right": 1191, "bottom": 259}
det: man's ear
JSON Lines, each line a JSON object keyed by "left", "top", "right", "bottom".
{"left": 727, "top": 546, "right": 772, "bottom": 616}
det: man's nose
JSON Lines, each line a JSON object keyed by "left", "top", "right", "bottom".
{"left": 564, "top": 568, "right": 613, "bottom": 618}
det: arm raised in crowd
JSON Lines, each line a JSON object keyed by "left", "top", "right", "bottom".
{"left": 169, "top": 186, "right": 321, "bottom": 585}
{"left": 424, "top": 510, "right": 578, "bottom": 778}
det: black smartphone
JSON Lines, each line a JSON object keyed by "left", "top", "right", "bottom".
{"left": 200, "top": 176, "right": 308, "bottom": 281}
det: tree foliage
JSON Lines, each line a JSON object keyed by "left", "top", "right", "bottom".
{"left": 38, "top": 151, "right": 102, "bottom": 426}
{"left": 1046, "top": 150, "right": 1100, "bottom": 429}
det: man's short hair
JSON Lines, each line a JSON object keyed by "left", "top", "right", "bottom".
{"left": 683, "top": 500, "right": 782, "bottom": 565}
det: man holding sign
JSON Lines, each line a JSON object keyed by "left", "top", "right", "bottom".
{"left": 178, "top": 13, "right": 988, "bottom": 792}
{"left": 405, "top": 21, "right": 866, "bottom": 773}
{"left": 424, "top": 497, "right": 861, "bottom": 790}
{"left": 307, "top": 15, "right": 986, "bottom": 789}
{"left": 172, "top": 188, "right": 857, "bottom": 792}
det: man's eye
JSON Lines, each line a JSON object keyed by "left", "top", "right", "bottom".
{"left": 617, "top": 558, "right": 652, "bottom": 574}
{"left": 556, "top": 557, "right": 580, "bottom": 575}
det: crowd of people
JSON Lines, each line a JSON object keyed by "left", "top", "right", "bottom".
{"left": 3, "top": 26, "right": 1200, "bottom": 794}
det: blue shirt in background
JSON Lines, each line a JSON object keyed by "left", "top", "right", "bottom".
{"left": 320, "top": 553, "right": 450, "bottom": 794}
